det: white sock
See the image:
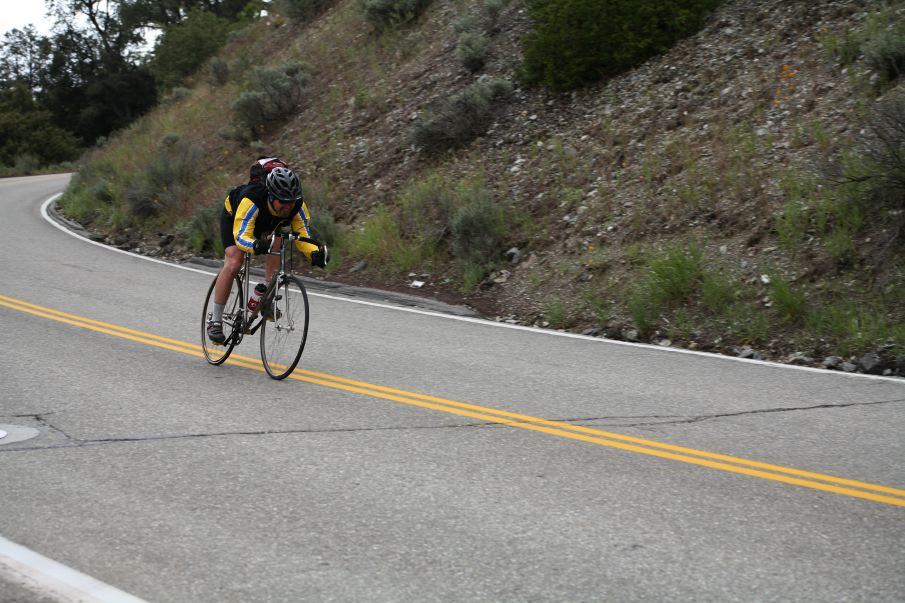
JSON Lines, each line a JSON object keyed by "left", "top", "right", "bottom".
{"left": 213, "top": 303, "right": 225, "bottom": 322}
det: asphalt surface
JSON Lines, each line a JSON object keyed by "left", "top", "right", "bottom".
{"left": 1, "top": 174, "right": 904, "bottom": 602}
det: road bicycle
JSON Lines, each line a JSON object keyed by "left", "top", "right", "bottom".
{"left": 201, "top": 224, "right": 314, "bottom": 379}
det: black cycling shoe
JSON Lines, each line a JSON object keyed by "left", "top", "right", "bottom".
{"left": 207, "top": 321, "right": 226, "bottom": 344}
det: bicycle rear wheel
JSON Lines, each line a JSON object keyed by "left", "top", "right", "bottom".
{"left": 260, "top": 274, "right": 309, "bottom": 379}
{"left": 201, "top": 274, "right": 243, "bottom": 365}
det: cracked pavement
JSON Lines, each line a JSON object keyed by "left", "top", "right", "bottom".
{"left": 2, "top": 175, "right": 904, "bottom": 602}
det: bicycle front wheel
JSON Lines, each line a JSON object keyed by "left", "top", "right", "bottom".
{"left": 201, "top": 273, "right": 243, "bottom": 365}
{"left": 260, "top": 275, "right": 310, "bottom": 379}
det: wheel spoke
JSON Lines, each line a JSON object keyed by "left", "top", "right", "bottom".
{"left": 201, "top": 275, "right": 243, "bottom": 365}
{"left": 260, "top": 276, "right": 309, "bottom": 379}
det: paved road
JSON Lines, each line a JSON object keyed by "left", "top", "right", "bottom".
{"left": 1, "top": 174, "right": 904, "bottom": 602}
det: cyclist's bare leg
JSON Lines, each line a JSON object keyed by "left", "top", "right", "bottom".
{"left": 264, "top": 237, "right": 283, "bottom": 282}
{"left": 214, "top": 245, "right": 245, "bottom": 305}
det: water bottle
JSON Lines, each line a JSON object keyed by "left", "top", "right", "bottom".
{"left": 247, "top": 283, "right": 266, "bottom": 313}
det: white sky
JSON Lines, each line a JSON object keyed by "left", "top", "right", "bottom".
{"left": 0, "top": 0, "right": 54, "bottom": 36}
{"left": 0, "top": 1, "right": 159, "bottom": 50}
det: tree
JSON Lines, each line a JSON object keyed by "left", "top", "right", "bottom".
{"left": 0, "top": 27, "right": 51, "bottom": 91}
{"left": 150, "top": 8, "right": 232, "bottom": 90}
{"left": 521, "top": 0, "right": 722, "bottom": 91}
{"left": 34, "top": 1, "right": 158, "bottom": 143}
{"left": 0, "top": 0, "right": 261, "bottom": 150}
{"left": 0, "top": 83, "right": 81, "bottom": 166}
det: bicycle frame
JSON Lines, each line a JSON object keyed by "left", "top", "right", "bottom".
{"left": 225, "top": 225, "right": 314, "bottom": 346}
{"left": 203, "top": 223, "right": 317, "bottom": 377}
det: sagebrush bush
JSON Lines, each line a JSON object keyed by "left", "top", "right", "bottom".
{"left": 127, "top": 135, "right": 202, "bottom": 219}
{"left": 839, "top": 91, "right": 905, "bottom": 245}
{"left": 863, "top": 28, "right": 905, "bottom": 84}
{"left": 456, "top": 32, "right": 490, "bottom": 72}
{"left": 125, "top": 180, "right": 158, "bottom": 219}
{"left": 210, "top": 58, "right": 229, "bottom": 86}
{"left": 412, "top": 78, "right": 513, "bottom": 153}
{"left": 185, "top": 203, "right": 222, "bottom": 253}
{"left": 454, "top": 0, "right": 504, "bottom": 35}
{"left": 232, "top": 63, "right": 311, "bottom": 137}
{"left": 521, "top": 0, "right": 721, "bottom": 91}
{"left": 399, "top": 173, "right": 456, "bottom": 241}
{"left": 450, "top": 190, "right": 505, "bottom": 267}
{"left": 13, "top": 153, "right": 40, "bottom": 174}
{"left": 311, "top": 209, "right": 338, "bottom": 246}
{"left": 362, "top": 0, "right": 433, "bottom": 30}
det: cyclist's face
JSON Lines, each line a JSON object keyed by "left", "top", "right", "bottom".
{"left": 271, "top": 197, "right": 295, "bottom": 217}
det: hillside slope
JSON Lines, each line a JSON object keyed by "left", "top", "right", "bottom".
{"left": 62, "top": 0, "right": 905, "bottom": 376}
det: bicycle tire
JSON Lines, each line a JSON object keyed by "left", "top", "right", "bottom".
{"left": 201, "top": 274, "right": 243, "bottom": 365}
{"left": 260, "top": 274, "right": 310, "bottom": 379}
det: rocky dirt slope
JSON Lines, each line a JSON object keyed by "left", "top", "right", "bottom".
{"left": 81, "top": 0, "right": 905, "bottom": 376}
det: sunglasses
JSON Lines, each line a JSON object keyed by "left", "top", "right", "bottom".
{"left": 270, "top": 195, "right": 295, "bottom": 206}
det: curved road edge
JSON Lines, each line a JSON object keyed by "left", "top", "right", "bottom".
{"left": 39, "top": 191, "right": 905, "bottom": 384}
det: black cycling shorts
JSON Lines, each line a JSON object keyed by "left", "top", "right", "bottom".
{"left": 219, "top": 207, "right": 237, "bottom": 251}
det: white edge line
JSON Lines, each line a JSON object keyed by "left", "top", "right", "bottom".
{"left": 40, "top": 194, "right": 905, "bottom": 385}
{"left": 0, "top": 535, "right": 147, "bottom": 603}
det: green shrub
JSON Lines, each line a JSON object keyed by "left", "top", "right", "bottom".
{"left": 481, "top": 0, "right": 504, "bottom": 32}
{"left": 701, "top": 273, "right": 736, "bottom": 314}
{"left": 311, "top": 209, "right": 338, "bottom": 246}
{"left": 835, "top": 91, "right": 905, "bottom": 247}
{"left": 210, "top": 58, "right": 230, "bottom": 86}
{"left": 166, "top": 88, "right": 192, "bottom": 103}
{"left": 232, "top": 63, "right": 311, "bottom": 137}
{"left": 454, "top": 0, "right": 505, "bottom": 35}
{"left": 398, "top": 172, "right": 456, "bottom": 241}
{"left": 769, "top": 276, "right": 807, "bottom": 323}
{"left": 863, "top": 28, "right": 905, "bottom": 83}
{"left": 126, "top": 135, "right": 202, "bottom": 220}
{"left": 727, "top": 305, "right": 769, "bottom": 344}
{"left": 521, "top": 0, "right": 721, "bottom": 91}
{"left": 626, "top": 245, "right": 707, "bottom": 335}
{"left": 461, "top": 262, "right": 485, "bottom": 292}
{"left": 186, "top": 203, "right": 222, "bottom": 254}
{"left": 58, "top": 180, "right": 101, "bottom": 223}
{"left": 775, "top": 170, "right": 817, "bottom": 252}
{"left": 362, "top": 0, "right": 433, "bottom": 30}
{"left": 450, "top": 191, "right": 505, "bottom": 268}
{"left": 627, "top": 289, "right": 657, "bottom": 336}
{"left": 456, "top": 32, "right": 490, "bottom": 72}
{"left": 347, "top": 206, "right": 402, "bottom": 265}
{"left": 645, "top": 245, "right": 705, "bottom": 305}
{"left": 544, "top": 299, "right": 570, "bottom": 329}
{"left": 806, "top": 302, "right": 900, "bottom": 357}
{"left": 819, "top": 29, "right": 862, "bottom": 66}
{"left": 125, "top": 180, "right": 158, "bottom": 220}
{"left": 412, "top": 78, "right": 513, "bottom": 153}
{"left": 13, "top": 153, "right": 40, "bottom": 174}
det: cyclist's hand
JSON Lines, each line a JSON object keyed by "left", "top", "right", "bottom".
{"left": 252, "top": 238, "right": 269, "bottom": 256}
{"left": 311, "top": 245, "right": 329, "bottom": 268}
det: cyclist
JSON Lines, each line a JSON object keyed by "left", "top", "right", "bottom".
{"left": 207, "top": 165, "right": 328, "bottom": 344}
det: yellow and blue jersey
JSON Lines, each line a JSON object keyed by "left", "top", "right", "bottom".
{"left": 223, "top": 183, "right": 318, "bottom": 259}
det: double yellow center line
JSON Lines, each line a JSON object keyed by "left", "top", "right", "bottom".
{"left": 2, "top": 293, "right": 904, "bottom": 508}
